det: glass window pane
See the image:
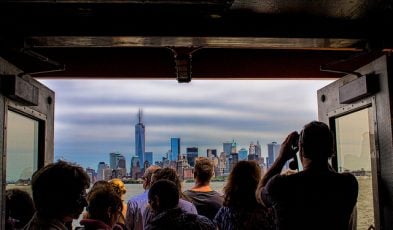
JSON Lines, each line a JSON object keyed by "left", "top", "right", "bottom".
{"left": 335, "top": 108, "right": 375, "bottom": 230}
{"left": 6, "top": 110, "right": 39, "bottom": 193}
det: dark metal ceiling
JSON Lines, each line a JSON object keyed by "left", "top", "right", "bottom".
{"left": 0, "top": 0, "right": 392, "bottom": 79}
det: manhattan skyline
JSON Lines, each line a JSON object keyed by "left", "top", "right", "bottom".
{"left": 38, "top": 79, "right": 334, "bottom": 169}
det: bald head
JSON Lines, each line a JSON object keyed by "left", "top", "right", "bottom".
{"left": 143, "top": 165, "right": 161, "bottom": 190}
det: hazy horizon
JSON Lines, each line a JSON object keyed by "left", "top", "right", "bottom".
{"left": 39, "top": 79, "right": 334, "bottom": 170}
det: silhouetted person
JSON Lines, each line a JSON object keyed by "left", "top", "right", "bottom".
{"left": 184, "top": 157, "right": 223, "bottom": 220}
{"left": 126, "top": 165, "right": 160, "bottom": 230}
{"left": 24, "top": 161, "right": 90, "bottom": 230}
{"left": 83, "top": 181, "right": 113, "bottom": 220}
{"left": 78, "top": 186, "right": 123, "bottom": 230}
{"left": 258, "top": 121, "right": 358, "bottom": 230}
{"left": 143, "top": 168, "right": 197, "bottom": 227}
{"left": 5, "top": 189, "right": 35, "bottom": 229}
{"left": 214, "top": 161, "right": 274, "bottom": 230}
{"left": 145, "top": 179, "right": 215, "bottom": 230}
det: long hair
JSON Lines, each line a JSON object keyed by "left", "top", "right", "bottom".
{"left": 223, "top": 161, "right": 261, "bottom": 210}
{"left": 87, "top": 187, "right": 123, "bottom": 225}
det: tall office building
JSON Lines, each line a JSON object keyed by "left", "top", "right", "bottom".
{"left": 255, "top": 141, "right": 262, "bottom": 158}
{"left": 223, "top": 141, "right": 232, "bottom": 173}
{"left": 186, "top": 147, "right": 198, "bottom": 167}
{"left": 86, "top": 167, "right": 96, "bottom": 184}
{"left": 130, "top": 156, "right": 141, "bottom": 179}
{"left": 231, "top": 140, "right": 237, "bottom": 154}
{"left": 267, "top": 142, "right": 281, "bottom": 167}
{"left": 238, "top": 148, "right": 248, "bottom": 160}
{"left": 109, "top": 152, "right": 126, "bottom": 170}
{"left": 249, "top": 142, "right": 256, "bottom": 155}
{"left": 170, "top": 138, "right": 180, "bottom": 161}
{"left": 135, "top": 109, "right": 145, "bottom": 169}
{"left": 207, "top": 149, "right": 217, "bottom": 158}
{"left": 229, "top": 152, "right": 239, "bottom": 172}
{"left": 144, "top": 151, "right": 153, "bottom": 166}
{"left": 97, "top": 162, "right": 107, "bottom": 181}
{"left": 223, "top": 142, "right": 232, "bottom": 156}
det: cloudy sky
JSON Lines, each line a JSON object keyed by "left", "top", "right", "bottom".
{"left": 39, "top": 79, "right": 333, "bottom": 170}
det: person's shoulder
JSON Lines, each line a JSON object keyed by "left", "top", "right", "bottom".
{"left": 337, "top": 172, "right": 359, "bottom": 189}
{"left": 179, "top": 198, "right": 194, "bottom": 206}
{"left": 194, "top": 214, "right": 216, "bottom": 229}
{"left": 127, "top": 191, "right": 147, "bottom": 205}
{"left": 183, "top": 190, "right": 196, "bottom": 197}
{"left": 266, "top": 173, "right": 297, "bottom": 187}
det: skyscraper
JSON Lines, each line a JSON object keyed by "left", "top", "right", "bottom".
{"left": 255, "top": 141, "right": 262, "bottom": 158}
{"left": 135, "top": 109, "right": 145, "bottom": 169}
{"left": 223, "top": 142, "right": 232, "bottom": 173}
{"left": 267, "top": 142, "right": 281, "bottom": 167}
{"left": 109, "top": 152, "right": 125, "bottom": 170}
{"left": 186, "top": 147, "right": 198, "bottom": 167}
{"left": 207, "top": 149, "right": 217, "bottom": 158}
{"left": 144, "top": 151, "right": 153, "bottom": 166}
{"left": 238, "top": 148, "right": 248, "bottom": 160}
{"left": 223, "top": 142, "right": 232, "bottom": 156}
{"left": 97, "top": 162, "right": 107, "bottom": 181}
{"left": 170, "top": 137, "right": 180, "bottom": 161}
{"left": 231, "top": 140, "right": 237, "bottom": 154}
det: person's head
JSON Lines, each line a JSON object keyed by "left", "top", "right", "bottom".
{"left": 299, "top": 121, "right": 334, "bottom": 163}
{"left": 142, "top": 165, "right": 161, "bottom": 190}
{"left": 109, "top": 178, "right": 126, "bottom": 199}
{"left": 223, "top": 161, "right": 261, "bottom": 209}
{"left": 87, "top": 187, "right": 123, "bottom": 227}
{"left": 194, "top": 157, "right": 214, "bottom": 185}
{"left": 150, "top": 167, "right": 182, "bottom": 197}
{"left": 87, "top": 180, "right": 112, "bottom": 201}
{"left": 31, "top": 161, "right": 90, "bottom": 221}
{"left": 148, "top": 179, "right": 179, "bottom": 213}
{"left": 5, "top": 189, "right": 35, "bottom": 229}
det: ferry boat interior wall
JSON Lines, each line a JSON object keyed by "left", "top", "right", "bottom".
{"left": 0, "top": 0, "right": 393, "bottom": 229}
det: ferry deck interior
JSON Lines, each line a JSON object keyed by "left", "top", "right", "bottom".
{"left": 0, "top": 0, "right": 393, "bottom": 229}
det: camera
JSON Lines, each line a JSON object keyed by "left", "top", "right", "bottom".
{"left": 291, "top": 132, "right": 300, "bottom": 152}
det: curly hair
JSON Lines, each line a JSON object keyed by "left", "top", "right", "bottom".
{"left": 223, "top": 161, "right": 261, "bottom": 210}
{"left": 109, "top": 178, "right": 127, "bottom": 196}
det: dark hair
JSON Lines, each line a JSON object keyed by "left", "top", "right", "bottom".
{"left": 87, "top": 187, "right": 123, "bottom": 225}
{"left": 151, "top": 168, "right": 182, "bottom": 198}
{"left": 5, "top": 189, "right": 35, "bottom": 228}
{"left": 87, "top": 180, "right": 112, "bottom": 201}
{"left": 194, "top": 157, "right": 213, "bottom": 184}
{"left": 300, "top": 121, "right": 334, "bottom": 160}
{"left": 223, "top": 161, "right": 261, "bottom": 210}
{"left": 148, "top": 179, "right": 179, "bottom": 211}
{"left": 31, "top": 160, "right": 90, "bottom": 219}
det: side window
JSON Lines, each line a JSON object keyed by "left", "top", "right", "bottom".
{"left": 334, "top": 108, "right": 376, "bottom": 230}
{"left": 6, "top": 110, "right": 40, "bottom": 194}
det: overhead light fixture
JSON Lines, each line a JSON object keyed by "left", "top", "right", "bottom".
{"left": 169, "top": 47, "right": 202, "bottom": 83}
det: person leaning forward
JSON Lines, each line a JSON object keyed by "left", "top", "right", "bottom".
{"left": 257, "top": 121, "right": 358, "bottom": 230}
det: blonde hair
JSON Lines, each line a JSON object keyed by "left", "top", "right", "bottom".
{"left": 109, "top": 178, "right": 126, "bottom": 196}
